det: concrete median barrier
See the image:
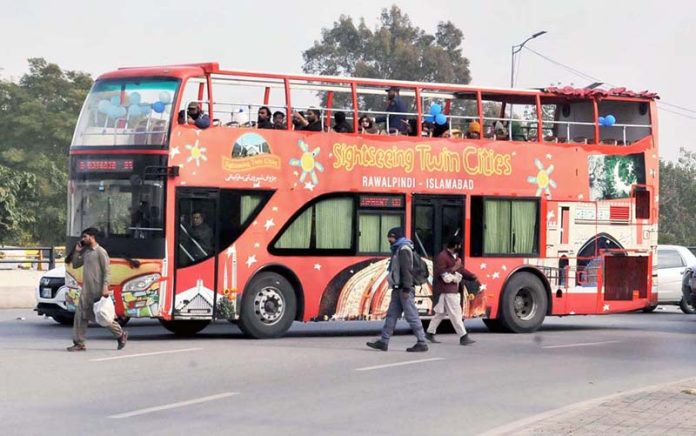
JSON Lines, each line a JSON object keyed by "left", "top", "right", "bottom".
{"left": 0, "top": 270, "right": 43, "bottom": 309}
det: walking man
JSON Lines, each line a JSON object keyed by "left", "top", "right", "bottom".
{"left": 367, "top": 227, "right": 428, "bottom": 352}
{"left": 67, "top": 228, "right": 128, "bottom": 352}
{"left": 426, "top": 237, "right": 476, "bottom": 345}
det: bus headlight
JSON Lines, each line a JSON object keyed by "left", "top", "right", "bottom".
{"left": 123, "top": 274, "right": 161, "bottom": 293}
{"left": 65, "top": 273, "right": 78, "bottom": 289}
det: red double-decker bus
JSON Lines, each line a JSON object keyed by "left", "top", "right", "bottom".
{"left": 65, "top": 62, "right": 658, "bottom": 337}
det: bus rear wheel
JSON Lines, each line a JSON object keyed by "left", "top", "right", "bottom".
{"left": 499, "top": 272, "right": 548, "bottom": 333}
{"left": 159, "top": 319, "right": 210, "bottom": 336}
{"left": 239, "top": 272, "right": 296, "bottom": 339}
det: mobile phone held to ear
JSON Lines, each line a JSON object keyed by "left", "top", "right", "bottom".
{"left": 78, "top": 241, "right": 84, "bottom": 248}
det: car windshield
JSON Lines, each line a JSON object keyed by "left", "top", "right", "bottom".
{"left": 71, "top": 78, "right": 179, "bottom": 147}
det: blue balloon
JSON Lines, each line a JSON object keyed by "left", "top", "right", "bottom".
{"left": 430, "top": 103, "right": 442, "bottom": 115}
{"left": 97, "top": 99, "right": 111, "bottom": 114}
{"left": 116, "top": 106, "right": 127, "bottom": 118}
{"left": 605, "top": 115, "right": 616, "bottom": 126}
{"left": 435, "top": 113, "right": 447, "bottom": 125}
{"left": 129, "top": 92, "right": 141, "bottom": 105}
{"left": 128, "top": 104, "right": 141, "bottom": 117}
{"left": 152, "top": 101, "right": 166, "bottom": 113}
{"left": 159, "top": 91, "right": 172, "bottom": 104}
{"left": 598, "top": 116, "right": 606, "bottom": 126}
{"left": 424, "top": 114, "right": 434, "bottom": 123}
{"left": 110, "top": 96, "right": 121, "bottom": 106}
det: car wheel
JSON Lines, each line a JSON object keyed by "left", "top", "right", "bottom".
{"left": 159, "top": 319, "right": 210, "bottom": 336}
{"left": 238, "top": 272, "right": 296, "bottom": 339}
{"left": 52, "top": 315, "right": 74, "bottom": 326}
{"left": 679, "top": 298, "right": 696, "bottom": 314}
{"left": 498, "top": 272, "right": 548, "bottom": 333}
{"left": 642, "top": 304, "right": 658, "bottom": 313}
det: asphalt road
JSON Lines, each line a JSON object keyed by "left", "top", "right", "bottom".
{"left": 1, "top": 306, "right": 695, "bottom": 436}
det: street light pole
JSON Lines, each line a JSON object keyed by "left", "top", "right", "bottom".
{"left": 510, "top": 31, "right": 547, "bottom": 88}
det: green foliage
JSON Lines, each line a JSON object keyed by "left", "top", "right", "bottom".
{"left": 0, "top": 58, "right": 92, "bottom": 245}
{"left": 659, "top": 148, "right": 696, "bottom": 245}
{"left": 302, "top": 5, "right": 471, "bottom": 111}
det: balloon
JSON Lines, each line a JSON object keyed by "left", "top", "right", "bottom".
{"left": 605, "top": 115, "right": 616, "bottom": 126}
{"left": 158, "top": 91, "right": 172, "bottom": 104}
{"left": 97, "top": 99, "right": 111, "bottom": 114}
{"left": 115, "top": 106, "right": 127, "bottom": 118}
{"left": 430, "top": 103, "right": 442, "bottom": 115}
{"left": 129, "top": 92, "right": 141, "bottom": 105}
{"left": 140, "top": 104, "right": 152, "bottom": 116}
{"left": 128, "top": 104, "right": 142, "bottom": 117}
{"left": 598, "top": 116, "right": 606, "bottom": 126}
{"left": 424, "top": 114, "right": 434, "bottom": 123}
{"left": 435, "top": 113, "right": 447, "bottom": 125}
{"left": 152, "top": 101, "right": 166, "bottom": 113}
{"left": 110, "top": 96, "right": 121, "bottom": 106}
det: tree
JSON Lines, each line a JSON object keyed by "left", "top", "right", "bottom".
{"left": 302, "top": 5, "right": 471, "bottom": 111}
{"left": 659, "top": 148, "right": 696, "bottom": 245}
{"left": 0, "top": 58, "right": 92, "bottom": 245}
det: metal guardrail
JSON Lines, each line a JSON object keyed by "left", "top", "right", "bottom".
{"left": 0, "top": 247, "right": 59, "bottom": 271}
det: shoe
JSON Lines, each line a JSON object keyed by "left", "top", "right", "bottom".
{"left": 366, "top": 340, "right": 388, "bottom": 351}
{"left": 67, "top": 343, "right": 86, "bottom": 352}
{"left": 425, "top": 332, "right": 440, "bottom": 343}
{"left": 117, "top": 331, "right": 128, "bottom": 350}
{"left": 459, "top": 334, "right": 476, "bottom": 346}
{"left": 407, "top": 342, "right": 429, "bottom": 352}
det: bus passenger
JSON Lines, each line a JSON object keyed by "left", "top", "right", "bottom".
{"left": 178, "top": 102, "right": 211, "bottom": 129}
{"left": 367, "top": 227, "right": 428, "bottom": 352}
{"left": 358, "top": 116, "right": 378, "bottom": 134}
{"left": 189, "top": 211, "right": 213, "bottom": 258}
{"left": 332, "top": 111, "right": 353, "bottom": 133}
{"left": 272, "top": 111, "right": 286, "bottom": 129}
{"left": 466, "top": 121, "right": 481, "bottom": 139}
{"left": 425, "top": 237, "right": 476, "bottom": 346}
{"left": 511, "top": 121, "right": 527, "bottom": 141}
{"left": 375, "top": 86, "right": 408, "bottom": 134}
{"left": 257, "top": 106, "right": 273, "bottom": 129}
{"left": 294, "top": 108, "right": 322, "bottom": 131}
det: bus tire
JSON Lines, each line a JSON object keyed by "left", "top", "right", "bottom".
{"left": 499, "top": 272, "right": 547, "bottom": 333}
{"left": 482, "top": 318, "right": 506, "bottom": 333}
{"left": 159, "top": 319, "right": 210, "bottom": 336}
{"left": 642, "top": 304, "right": 658, "bottom": 313}
{"left": 239, "top": 272, "right": 296, "bottom": 339}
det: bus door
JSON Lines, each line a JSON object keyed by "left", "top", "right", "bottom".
{"left": 412, "top": 195, "right": 465, "bottom": 313}
{"left": 174, "top": 188, "right": 219, "bottom": 319}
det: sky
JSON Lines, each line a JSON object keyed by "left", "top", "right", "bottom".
{"left": 2, "top": 0, "right": 695, "bottom": 161}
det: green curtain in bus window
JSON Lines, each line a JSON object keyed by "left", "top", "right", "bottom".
{"left": 275, "top": 207, "right": 312, "bottom": 249}
{"left": 511, "top": 201, "right": 537, "bottom": 254}
{"left": 484, "top": 200, "right": 511, "bottom": 254}
{"left": 316, "top": 198, "right": 353, "bottom": 249}
{"left": 240, "top": 195, "right": 262, "bottom": 224}
{"left": 359, "top": 215, "right": 380, "bottom": 253}
{"left": 380, "top": 215, "right": 402, "bottom": 252}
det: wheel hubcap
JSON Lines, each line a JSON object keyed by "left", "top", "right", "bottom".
{"left": 253, "top": 287, "right": 285, "bottom": 325}
{"left": 513, "top": 288, "right": 537, "bottom": 321}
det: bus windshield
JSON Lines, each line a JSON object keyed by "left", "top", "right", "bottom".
{"left": 71, "top": 78, "right": 179, "bottom": 147}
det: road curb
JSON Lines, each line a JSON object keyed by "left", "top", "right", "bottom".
{"left": 480, "top": 376, "right": 696, "bottom": 435}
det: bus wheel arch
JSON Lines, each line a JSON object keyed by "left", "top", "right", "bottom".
{"left": 495, "top": 268, "right": 551, "bottom": 333}
{"left": 247, "top": 264, "right": 305, "bottom": 321}
{"left": 239, "top": 266, "right": 303, "bottom": 339}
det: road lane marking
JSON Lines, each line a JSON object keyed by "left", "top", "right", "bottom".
{"left": 542, "top": 340, "right": 620, "bottom": 349}
{"left": 109, "top": 392, "right": 238, "bottom": 419}
{"left": 355, "top": 357, "right": 445, "bottom": 371}
{"left": 90, "top": 347, "right": 203, "bottom": 362}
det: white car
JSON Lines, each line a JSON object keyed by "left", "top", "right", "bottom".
{"left": 650, "top": 245, "right": 696, "bottom": 313}
{"left": 34, "top": 265, "right": 74, "bottom": 325}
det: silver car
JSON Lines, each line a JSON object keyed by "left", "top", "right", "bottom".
{"left": 648, "top": 245, "right": 696, "bottom": 314}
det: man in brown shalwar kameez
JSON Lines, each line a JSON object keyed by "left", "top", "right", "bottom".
{"left": 67, "top": 228, "right": 128, "bottom": 352}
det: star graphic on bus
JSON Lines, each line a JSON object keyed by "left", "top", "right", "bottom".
{"left": 289, "top": 140, "right": 324, "bottom": 186}
{"left": 527, "top": 158, "right": 557, "bottom": 197}
{"left": 185, "top": 140, "right": 207, "bottom": 167}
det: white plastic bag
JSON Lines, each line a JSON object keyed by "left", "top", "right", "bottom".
{"left": 93, "top": 296, "right": 115, "bottom": 327}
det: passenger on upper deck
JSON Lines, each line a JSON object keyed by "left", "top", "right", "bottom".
{"left": 294, "top": 108, "right": 323, "bottom": 132}
{"left": 257, "top": 106, "right": 273, "bottom": 129}
{"left": 178, "top": 102, "right": 211, "bottom": 129}
{"left": 333, "top": 111, "right": 353, "bottom": 133}
{"left": 376, "top": 86, "right": 408, "bottom": 134}
{"left": 273, "top": 111, "right": 285, "bottom": 129}
{"left": 466, "top": 121, "right": 481, "bottom": 139}
{"left": 359, "top": 116, "right": 379, "bottom": 134}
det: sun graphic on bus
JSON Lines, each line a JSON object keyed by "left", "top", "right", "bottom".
{"left": 527, "top": 158, "right": 557, "bottom": 196}
{"left": 289, "top": 140, "right": 325, "bottom": 185}
{"left": 185, "top": 140, "right": 207, "bottom": 167}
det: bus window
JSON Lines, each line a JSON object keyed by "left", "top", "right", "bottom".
{"left": 357, "top": 194, "right": 405, "bottom": 254}
{"left": 470, "top": 197, "right": 539, "bottom": 256}
{"left": 540, "top": 98, "right": 594, "bottom": 144}
{"left": 177, "top": 197, "right": 216, "bottom": 268}
{"left": 218, "top": 189, "right": 273, "bottom": 251}
{"left": 481, "top": 93, "right": 538, "bottom": 142}
{"left": 597, "top": 101, "right": 652, "bottom": 145}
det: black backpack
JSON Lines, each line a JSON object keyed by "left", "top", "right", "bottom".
{"left": 411, "top": 250, "right": 430, "bottom": 285}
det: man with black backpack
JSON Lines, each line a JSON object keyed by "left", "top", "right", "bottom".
{"left": 367, "top": 227, "right": 428, "bottom": 352}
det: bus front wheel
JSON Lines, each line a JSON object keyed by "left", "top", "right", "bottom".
{"left": 499, "top": 272, "right": 548, "bottom": 333}
{"left": 239, "top": 272, "right": 296, "bottom": 339}
{"left": 159, "top": 319, "right": 210, "bottom": 336}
